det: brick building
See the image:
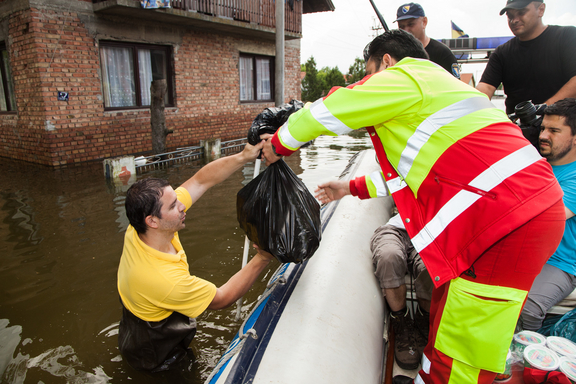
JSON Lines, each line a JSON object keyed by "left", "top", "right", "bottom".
{"left": 0, "top": 0, "right": 334, "bottom": 166}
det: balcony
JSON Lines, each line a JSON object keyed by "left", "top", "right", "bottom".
{"left": 92, "top": 0, "right": 304, "bottom": 41}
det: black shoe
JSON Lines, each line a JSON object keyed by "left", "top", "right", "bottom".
{"left": 390, "top": 308, "right": 420, "bottom": 370}
{"left": 393, "top": 375, "right": 414, "bottom": 384}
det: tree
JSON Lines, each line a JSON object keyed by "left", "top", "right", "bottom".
{"left": 346, "top": 57, "right": 366, "bottom": 86}
{"left": 301, "top": 56, "right": 323, "bottom": 102}
{"left": 322, "top": 66, "right": 346, "bottom": 95}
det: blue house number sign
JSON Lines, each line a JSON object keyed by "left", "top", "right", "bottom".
{"left": 58, "top": 91, "right": 69, "bottom": 101}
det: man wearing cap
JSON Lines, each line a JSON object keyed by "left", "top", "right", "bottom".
{"left": 395, "top": 2, "right": 460, "bottom": 78}
{"left": 477, "top": 0, "right": 576, "bottom": 114}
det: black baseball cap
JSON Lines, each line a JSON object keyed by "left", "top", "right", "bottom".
{"left": 500, "top": 0, "right": 544, "bottom": 15}
{"left": 394, "top": 3, "right": 425, "bottom": 22}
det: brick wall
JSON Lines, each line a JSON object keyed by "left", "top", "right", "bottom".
{"left": 0, "top": 3, "right": 302, "bottom": 166}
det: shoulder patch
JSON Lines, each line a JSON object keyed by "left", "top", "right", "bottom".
{"left": 451, "top": 63, "right": 461, "bottom": 79}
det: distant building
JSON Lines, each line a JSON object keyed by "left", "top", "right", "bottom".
{"left": 0, "top": 0, "right": 334, "bottom": 166}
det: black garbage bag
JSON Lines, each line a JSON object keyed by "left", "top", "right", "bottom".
{"left": 237, "top": 159, "right": 321, "bottom": 264}
{"left": 247, "top": 100, "right": 304, "bottom": 145}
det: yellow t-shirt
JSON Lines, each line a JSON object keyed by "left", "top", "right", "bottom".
{"left": 117, "top": 187, "right": 217, "bottom": 322}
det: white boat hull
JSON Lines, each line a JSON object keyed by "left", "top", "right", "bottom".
{"left": 207, "top": 149, "right": 394, "bottom": 384}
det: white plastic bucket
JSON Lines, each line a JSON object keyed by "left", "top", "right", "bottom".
{"left": 524, "top": 344, "right": 560, "bottom": 371}
{"left": 559, "top": 356, "right": 576, "bottom": 383}
{"left": 547, "top": 336, "right": 576, "bottom": 358}
{"left": 512, "top": 331, "right": 547, "bottom": 355}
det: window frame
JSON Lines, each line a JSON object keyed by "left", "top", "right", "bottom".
{"left": 99, "top": 40, "right": 175, "bottom": 111}
{"left": 0, "top": 42, "right": 16, "bottom": 114}
{"left": 239, "top": 53, "right": 275, "bottom": 104}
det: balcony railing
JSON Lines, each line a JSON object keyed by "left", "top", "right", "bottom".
{"left": 92, "top": 0, "right": 302, "bottom": 35}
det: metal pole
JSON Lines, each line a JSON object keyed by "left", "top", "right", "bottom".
{"left": 275, "top": 0, "right": 285, "bottom": 106}
{"left": 235, "top": 158, "right": 262, "bottom": 321}
{"left": 368, "top": 0, "right": 389, "bottom": 32}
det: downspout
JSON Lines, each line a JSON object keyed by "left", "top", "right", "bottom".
{"left": 275, "top": 0, "right": 285, "bottom": 106}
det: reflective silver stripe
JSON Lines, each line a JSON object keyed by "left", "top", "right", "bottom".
{"left": 369, "top": 170, "right": 389, "bottom": 197}
{"left": 412, "top": 145, "right": 541, "bottom": 253}
{"left": 415, "top": 374, "right": 426, "bottom": 384}
{"left": 397, "top": 97, "right": 495, "bottom": 177}
{"left": 277, "top": 99, "right": 354, "bottom": 150}
{"left": 386, "top": 176, "right": 408, "bottom": 194}
{"left": 310, "top": 99, "right": 354, "bottom": 135}
{"left": 422, "top": 352, "right": 431, "bottom": 374}
{"left": 278, "top": 121, "right": 309, "bottom": 150}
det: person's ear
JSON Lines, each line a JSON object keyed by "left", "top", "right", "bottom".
{"left": 537, "top": 2, "right": 545, "bottom": 17}
{"left": 145, "top": 215, "right": 159, "bottom": 230}
{"left": 422, "top": 16, "right": 428, "bottom": 28}
{"left": 382, "top": 54, "right": 392, "bottom": 69}
{"left": 382, "top": 53, "right": 398, "bottom": 69}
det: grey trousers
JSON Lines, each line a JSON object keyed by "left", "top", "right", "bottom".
{"left": 370, "top": 224, "right": 433, "bottom": 301}
{"left": 520, "top": 263, "right": 576, "bottom": 331}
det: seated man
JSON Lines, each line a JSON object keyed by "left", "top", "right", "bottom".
{"left": 371, "top": 213, "right": 432, "bottom": 370}
{"left": 520, "top": 98, "right": 576, "bottom": 331}
{"left": 117, "top": 141, "right": 274, "bottom": 372}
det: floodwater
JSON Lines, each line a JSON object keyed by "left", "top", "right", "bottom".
{"left": 0, "top": 130, "right": 372, "bottom": 384}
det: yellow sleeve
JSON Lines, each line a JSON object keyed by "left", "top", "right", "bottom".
{"left": 162, "top": 274, "right": 217, "bottom": 319}
{"left": 176, "top": 186, "right": 193, "bottom": 211}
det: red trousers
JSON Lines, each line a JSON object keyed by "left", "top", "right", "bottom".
{"left": 417, "top": 199, "right": 566, "bottom": 384}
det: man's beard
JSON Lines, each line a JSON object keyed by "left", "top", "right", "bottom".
{"left": 541, "top": 139, "right": 573, "bottom": 163}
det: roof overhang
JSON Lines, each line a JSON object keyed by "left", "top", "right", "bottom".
{"left": 303, "top": 0, "right": 335, "bottom": 14}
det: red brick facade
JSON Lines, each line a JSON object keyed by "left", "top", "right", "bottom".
{"left": 0, "top": 2, "right": 302, "bottom": 166}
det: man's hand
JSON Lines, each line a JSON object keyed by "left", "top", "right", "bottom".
{"left": 253, "top": 244, "right": 274, "bottom": 262}
{"left": 240, "top": 140, "right": 265, "bottom": 162}
{"left": 314, "top": 180, "right": 351, "bottom": 204}
{"left": 260, "top": 133, "right": 283, "bottom": 164}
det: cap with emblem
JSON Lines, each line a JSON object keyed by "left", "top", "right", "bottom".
{"left": 500, "top": 0, "right": 544, "bottom": 15}
{"left": 394, "top": 2, "right": 425, "bottom": 22}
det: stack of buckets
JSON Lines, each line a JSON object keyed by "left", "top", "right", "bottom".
{"left": 496, "top": 330, "right": 576, "bottom": 383}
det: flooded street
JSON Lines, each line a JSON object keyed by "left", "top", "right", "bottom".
{"left": 0, "top": 131, "right": 372, "bottom": 384}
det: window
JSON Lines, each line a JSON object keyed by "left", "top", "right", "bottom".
{"left": 0, "top": 43, "right": 16, "bottom": 112}
{"left": 239, "top": 54, "right": 274, "bottom": 102}
{"left": 99, "top": 41, "right": 173, "bottom": 110}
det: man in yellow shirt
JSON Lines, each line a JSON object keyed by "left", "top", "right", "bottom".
{"left": 117, "top": 141, "right": 274, "bottom": 372}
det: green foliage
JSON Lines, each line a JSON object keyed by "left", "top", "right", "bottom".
{"left": 322, "top": 67, "right": 346, "bottom": 93}
{"left": 301, "top": 56, "right": 366, "bottom": 102}
{"left": 301, "top": 56, "right": 323, "bottom": 102}
{"left": 346, "top": 58, "right": 366, "bottom": 85}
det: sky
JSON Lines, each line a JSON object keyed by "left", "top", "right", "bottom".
{"left": 300, "top": 0, "right": 576, "bottom": 80}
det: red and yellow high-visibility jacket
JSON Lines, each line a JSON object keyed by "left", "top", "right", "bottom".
{"left": 271, "top": 58, "right": 563, "bottom": 287}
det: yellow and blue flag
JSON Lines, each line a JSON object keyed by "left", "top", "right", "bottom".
{"left": 451, "top": 21, "right": 469, "bottom": 39}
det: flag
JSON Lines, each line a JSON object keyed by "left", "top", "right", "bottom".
{"left": 451, "top": 21, "right": 469, "bottom": 39}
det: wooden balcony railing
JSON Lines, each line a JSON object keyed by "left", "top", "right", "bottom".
{"left": 93, "top": 0, "right": 302, "bottom": 34}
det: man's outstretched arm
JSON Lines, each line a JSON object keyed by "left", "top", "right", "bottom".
{"left": 181, "top": 140, "right": 264, "bottom": 203}
{"left": 208, "top": 246, "right": 274, "bottom": 309}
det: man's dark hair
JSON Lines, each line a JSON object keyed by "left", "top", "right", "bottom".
{"left": 363, "top": 29, "right": 429, "bottom": 68}
{"left": 125, "top": 178, "right": 171, "bottom": 234}
{"left": 544, "top": 98, "right": 576, "bottom": 136}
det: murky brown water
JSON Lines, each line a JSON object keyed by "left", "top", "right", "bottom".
{"left": 0, "top": 131, "right": 372, "bottom": 384}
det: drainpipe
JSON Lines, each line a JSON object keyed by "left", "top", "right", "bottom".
{"left": 275, "top": 0, "right": 285, "bottom": 106}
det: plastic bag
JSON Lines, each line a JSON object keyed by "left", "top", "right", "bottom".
{"left": 236, "top": 159, "right": 321, "bottom": 264}
{"left": 538, "top": 307, "right": 576, "bottom": 343}
{"left": 247, "top": 100, "right": 304, "bottom": 145}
